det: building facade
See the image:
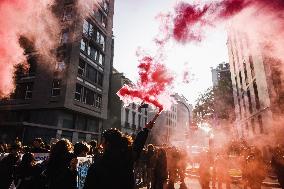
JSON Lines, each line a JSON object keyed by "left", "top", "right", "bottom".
{"left": 105, "top": 69, "right": 149, "bottom": 135}
{"left": 211, "top": 62, "right": 231, "bottom": 87}
{"left": 149, "top": 93, "right": 192, "bottom": 146}
{"left": 0, "top": 0, "right": 114, "bottom": 144}
{"left": 227, "top": 27, "right": 284, "bottom": 144}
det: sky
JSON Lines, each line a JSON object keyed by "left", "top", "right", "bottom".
{"left": 113, "top": 0, "right": 229, "bottom": 106}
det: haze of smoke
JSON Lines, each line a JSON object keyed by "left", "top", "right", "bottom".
{"left": 0, "top": 0, "right": 102, "bottom": 98}
{"left": 0, "top": 0, "right": 60, "bottom": 97}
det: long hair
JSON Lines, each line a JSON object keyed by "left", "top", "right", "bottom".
{"left": 47, "top": 139, "right": 73, "bottom": 174}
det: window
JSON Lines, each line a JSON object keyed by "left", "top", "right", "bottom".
{"left": 83, "top": 20, "right": 89, "bottom": 35}
{"left": 249, "top": 55, "right": 255, "bottom": 78}
{"left": 55, "top": 61, "right": 65, "bottom": 71}
{"left": 83, "top": 88, "right": 95, "bottom": 106}
{"left": 138, "top": 115, "right": 141, "bottom": 127}
{"left": 235, "top": 76, "right": 239, "bottom": 97}
{"left": 125, "top": 109, "right": 129, "bottom": 123}
{"left": 132, "top": 112, "right": 136, "bottom": 125}
{"left": 25, "top": 83, "right": 33, "bottom": 99}
{"left": 60, "top": 30, "right": 69, "bottom": 44}
{"left": 244, "top": 62, "right": 248, "bottom": 85}
{"left": 88, "top": 24, "right": 94, "bottom": 37}
{"left": 62, "top": 6, "right": 72, "bottom": 21}
{"left": 86, "top": 64, "right": 97, "bottom": 83}
{"left": 102, "top": 0, "right": 109, "bottom": 13}
{"left": 52, "top": 79, "right": 61, "bottom": 96}
{"left": 96, "top": 32, "right": 105, "bottom": 50}
{"left": 242, "top": 94, "right": 246, "bottom": 114}
{"left": 88, "top": 44, "right": 97, "bottom": 61}
{"left": 253, "top": 82, "right": 260, "bottom": 110}
{"left": 98, "top": 53, "right": 104, "bottom": 65}
{"left": 239, "top": 71, "right": 243, "bottom": 89}
{"left": 61, "top": 131, "right": 73, "bottom": 141}
{"left": 258, "top": 115, "right": 264, "bottom": 134}
{"left": 83, "top": 19, "right": 94, "bottom": 38}
{"left": 95, "top": 94, "right": 102, "bottom": 108}
{"left": 80, "top": 39, "right": 86, "bottom": 52}
{"left": 247, "top": 90, "right": 253, "bottom": 113}
{"left": 75, "top": 84, "right": 83, "bottom": 101}
{"left": 97, "top": 72, "right": 103, "bottom": 86}
{"left": 78, "top": 59, "right": 85, "bottom": 76}
{"left": 99, "top": 11, "right": 107, "bottom": 28}
{"left": 78, "top": 133, "right": 86, "bottom": 141}
{"left": 251, "top": 118, "right": 255, "bottom": 134}
{"left": 87, "top": 118, "right": 99, "bottom": 132}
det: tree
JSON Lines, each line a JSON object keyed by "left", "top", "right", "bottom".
{"left": 193, "top": 76, "right": 235, "bottom": 124}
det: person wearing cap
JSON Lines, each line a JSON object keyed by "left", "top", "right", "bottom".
{"left": 83, "top": 113, "right": 159, "bottom": 189}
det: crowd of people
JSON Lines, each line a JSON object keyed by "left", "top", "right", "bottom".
{"left": 1, "top": 130, "right": 284, "bottom": 189}
{"left": 0, "top": 118, "right": 156, "bottom": 189}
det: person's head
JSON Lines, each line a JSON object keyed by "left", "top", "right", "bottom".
{"left": 121, "top": 135, "right": 133, "bottom": 152}
{"left": 49, "top": 139, "right": 73, "bottom": 160}
{"left": 89, "top": 140, "right": 97, "bottom": 149}
{"left": 33, "top": 138, "right": 43, "bottom": 148}
{"left": 102, "top": 128, "right": 123, "bottom": 151}
{"left": 10, "top": 142, "right": 22, "bottom": 155}
{"left": 21, "top": 152, "right": 35, "bottom": 166}
{"left": 74, "top": 142, "right": 90, "bottom": 157}
{"left": 147, "top": 144, "right": 154, "bottom": 152}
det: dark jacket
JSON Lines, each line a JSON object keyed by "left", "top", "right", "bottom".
{"left": 46, "top": 153, "right": 77, "bottom": 189}
{"left": 83, "top": 128, "right": 149, "bottom": 189}
{"left": 0, "top": 153, "right": 20, "bottom": 189}
{"left": 14, "top": 164, "right": 42, "bottom": 189}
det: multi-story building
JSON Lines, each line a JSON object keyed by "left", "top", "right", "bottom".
{"left": 211, "top": 62, "right": 231, "bottom": 87}
{"left": 105, "top": 68, "right": 149, "bottom": 135}
{"left": 149, "top": 93, "right": 192, "bottom": 145}
{"left": 210, "top": 62, "right": 235, "bottom": 129}
{"left": 227, "top": 26, "right": 284, "bottom": 144}
{"left": 0, "top": 0, "right": 114, "bottom": 143}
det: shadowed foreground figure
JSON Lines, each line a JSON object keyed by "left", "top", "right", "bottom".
{"left": 84, "top": 114, "right": 159, "bottom": 189}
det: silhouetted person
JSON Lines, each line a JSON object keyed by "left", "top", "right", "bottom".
{"left": 88, "top": 140, "right": 98, "bottom": 155}
{"left": 0, "top": 143, "right": 21, "bottom": 189}
{"left": 199, "top": 151, "right": 211, "bottom": 189}
{"left": 213, "top": 153, "right": 230, "bottom": 189}
{"left": 245, "top": 147, "right": 266, "bottom": 189}
{"left": 146, "top": 144, "right": 156, "bottom": 189}
{"left": 271, "top": 146, "right": 284, "bottom": 189}
{"left": 14, "top": 153, "right": 42, "bottom": 189}
{"left": 74, "top": 142, "right": 90, "bottom": 157}
{"left": 46, "top": 139, "right": 77, "bottom": 189}
{"left": 153, "top": 148, "right": 167, "bottom": 189}
{"left": 31, "top": 138, "right": 48, "bottom": 153}
{"left": 84, "top": 113, "right": 158, "bottom": 189}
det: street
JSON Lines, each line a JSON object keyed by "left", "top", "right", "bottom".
{"left": 140, "top": 177, "right": 281, "bottom": 189}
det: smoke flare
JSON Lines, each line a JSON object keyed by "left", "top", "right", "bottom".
{"left": 117, "top": 54, "right": 174, "bottom": 113}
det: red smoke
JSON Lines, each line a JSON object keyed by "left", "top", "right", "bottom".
{"left": 0, "top": 0, "right": 101, "bottom": 98}
{"left": 172, "top": 0, "right": 284, "bottom": 43}
{"left": 0, "top": 0, "right": 61, "bottom": 97}
{"left": 117, "top": 55, "right": 174, "bottom": 112}
{"left": 120, "top": 0, "right": 284, "bottom": 113}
